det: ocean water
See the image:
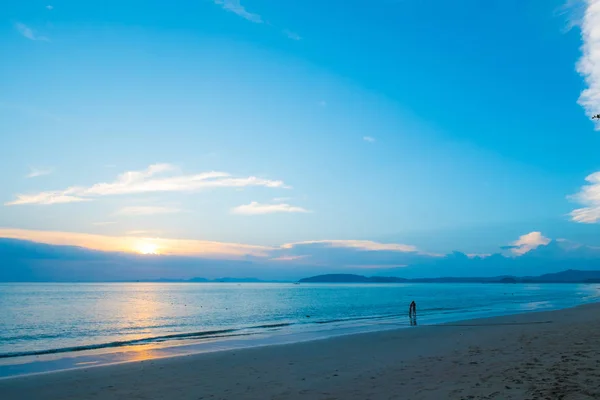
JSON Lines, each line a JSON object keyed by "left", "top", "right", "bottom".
{"left": 1, "top": 282, "right": 599, "bottom": 360}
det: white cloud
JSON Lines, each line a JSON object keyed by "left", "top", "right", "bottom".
{"left": 6, "top": 164, "right": 289, "bottom": 206}
{"left": 283, "top": 30, "right": 302, "bottom": 40}
{"left": 6, "top": 191, "right": 89, "bottom": 205}
{"left": 569, "top": 171, "right": 600, "bottom": 223}
{"left": 213, "top": 0, "right": 263, "bottom": 23}
{"left": 46, "top": 5, "right": 53, "bottom": 10}
{"left": 363, "top": 136, "right": 376, "bottom": 143}
{"left": 281, "top": 240, "right": 418, "bottom": 253}
{"left": 575, "top": 0, "right": 600, "bottom": 128}
{"left": 0, "top": 228, "right": 273, "bottom": 258}
{"left": 15, "top": 23, "right": 49, "bottom": 42}
{"left": 116, "top": 206, "right": 182, "bottom": 216}
{"left": 510, "top": 232, "right": 551, "bottom": 255}
{"left": 126, "top": 230, "right": 162, "bottom": 236}
{"left": 232, "top": 201, "right": 310, "bottom": 215}
{"left": 26, "top": 167, "right": 53, "bottom": 178}
{"left": 268, "top": 255, "right": 308, "bottom": 262}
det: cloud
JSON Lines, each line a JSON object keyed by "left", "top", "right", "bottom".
{"left": 575, "top": 0, "right": 600, "bottom": 128}
{"left": 15, "top": 23, "right": 49, "bottom": 42}
{"left": 569, "top": 171, "right": 600, "bottom": 223}
{"left": 125, "top": 230, "right": 162, "bottom": 236}
{"left": 363, "top": 136, "right": 376, "bottom": 143}
{"left": 281, "top": 240, "right": 418, "bottom": 253}
{"left": 46, "top": 5, "right": 53, "bottom": 10}
{"left": 231, "top": 201, "right": 310, "bottom": 215}
{"left": 6, "top": 164, "right": 289, "bottom": 206}
{"left": 6, "top": 191, "right": 89, "bottom": 205}
{"left": 9, "top": 228, "right": 600, "bottom": 280}
{"left": 116, "top": 206, "right": 182, "bottom": 216}
{"left": 268, "top": 255, "right": 308, "bottom": 262}
{"left": 0, "top": 228, "right": 428, "bottom": 272}
{"left": 0, "top": 228, "right": 273, "bottom": 258}
{"left": 283, "top": 30, "right": 302, "bottom": 40}
{"left": 318, "top": 100, "right": 327, "bottom": 107}
{"left": 570, "top": 1, "right": 600, "bottom": 224}
{"left": 26, "top": 167, "right": 53, "bottom": 178}
{"left": 273, "top": 240, "right": 430, "bottom": 269}
{"left": 509, "top": 232, "right": 551, "bottom": 255}
{"left": 213, "top": 0, "right": 263, "bottom": 23}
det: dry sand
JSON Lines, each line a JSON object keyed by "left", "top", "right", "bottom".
{"left": 2, "top": 304, "right": 600, "bottom": 399}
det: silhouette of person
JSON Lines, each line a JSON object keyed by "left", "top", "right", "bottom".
{"left": 409, "top": 300, "right": 416, "bottom": 317}
{"left": 409, "top": 300, "right": 417, "bottom": 326}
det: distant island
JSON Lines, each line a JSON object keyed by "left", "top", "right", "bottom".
{"left": 299, "top": 269, "right": 600, "bottom": 284}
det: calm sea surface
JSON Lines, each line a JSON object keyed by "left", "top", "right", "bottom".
{"left": 1, "top": 283, "right": 599, "bottom": 358}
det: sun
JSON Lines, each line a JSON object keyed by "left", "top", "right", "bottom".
{"left": 136, "top": 242, "right": 159, "bottom": 255}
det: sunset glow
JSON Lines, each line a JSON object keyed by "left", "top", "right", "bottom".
{"left": 136, "top": 242, "right": 159, "bottom": 255}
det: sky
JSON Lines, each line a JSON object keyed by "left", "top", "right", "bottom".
{"left": 1, "top": 0, "right": 600, "bottom": 278}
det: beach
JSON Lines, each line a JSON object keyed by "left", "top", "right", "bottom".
{"left": 2, "top": 303, "right": 599, "bottom": 399}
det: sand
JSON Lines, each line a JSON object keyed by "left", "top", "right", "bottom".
{"left": 2, "top": 303, "right": 600, "bottom": 399}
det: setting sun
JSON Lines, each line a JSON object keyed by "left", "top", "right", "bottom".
{"left": 136, "top": 242, "right": 159, "bottom": 255}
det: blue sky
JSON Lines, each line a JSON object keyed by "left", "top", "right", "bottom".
{"left": 1, "top": 0, "right": 600, "bottom": 268}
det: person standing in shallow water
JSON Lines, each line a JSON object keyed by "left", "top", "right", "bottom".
{"left": 409, "top": 300, "right": 416, "bottom": 317}
{"left": 409, "top": 300, "right": 417, "bottom": 326}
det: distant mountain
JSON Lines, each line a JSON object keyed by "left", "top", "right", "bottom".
{"left": 526, "top": 269, "right": 600, "bottom": 283}
{"left": 299, "top": 270, "right": 600, "bottom": 284}
{"left": 4, "top": 236, "right": 600, "bottom": 282}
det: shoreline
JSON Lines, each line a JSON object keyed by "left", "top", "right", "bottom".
{"left": 2, "top": 303, "right": 600, "bottom": 399}
{"left": 0, "top": 300, "right": 596, "bottom": 380}
{"left": 3, "top": 281, "right": 598, "bottom": 377}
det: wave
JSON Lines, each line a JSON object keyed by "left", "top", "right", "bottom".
{"left": 0, "top": 328, "right": 239, "bottom": 359}
{"left": 314, "top": 313, "right": 408, "bottom": 325}
{"left": 0, "top": 321, "right": 299, "bottom": 359}
{"left": 0, "top": 311, "right": 460, "bottom": 359}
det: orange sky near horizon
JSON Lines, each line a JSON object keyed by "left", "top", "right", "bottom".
{"left": 0, "top": 228, "right": 273, "bottom": 258}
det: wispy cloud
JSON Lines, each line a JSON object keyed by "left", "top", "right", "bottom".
{"left": 6, "top": 164, "right": 289, "bottom": 206}
{"left": 283, "top": 29, "right": 301, "bottom": 40}
{"left": 116, "top": 206, "right": 182, "bottom": 216}
{"left": 46, "top": 5, "right": 53, "bottom": 10}
{"left": 509, "top": 232, "right": 551, "bottom": 255}
{"left": 26, "top": 167, "right": 53, "bottom": 178}
{"left": 363, "top": 136, "right": 376, "bottom": 143}
{"left": 15, "top": 22, "right": 49, "bottom": 42}
{"left": 231, "top": 201, "right": 310, "bottom": 215}
{"left": 281, "top": 240, "right": 418, "bottom": 253}
{"left": 6, "top": 191, "right": 89, "bottom": 205}
{"left": 268, "top": 255, "right": 308, "bottom": 262}
{"left": 213, "top": 0, "right": 263, "bottom": 23}
{"left": 126, "top": 230, "right": 162, "bottom": 236}
{"left": 569, "top": 171, "right": 600, "bottom": 223}
{"left": 575, "top": 0, "right": 600, "bottom": 128}
{"left": 0, "top": 228, "right": 423, "bottom": 262}
{"left": 318, "top": 100, "right": 327, "bottom": 107}
{"left": 0, "top": 228, "right": 273, "bottom": 258}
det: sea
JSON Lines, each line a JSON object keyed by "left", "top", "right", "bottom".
{"left": 1, "top": 282, "right": 599, "bottom": 377}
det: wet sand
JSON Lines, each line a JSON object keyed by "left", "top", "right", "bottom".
{"left": 1, "top": 303, "right": 600, "bottom": 399}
